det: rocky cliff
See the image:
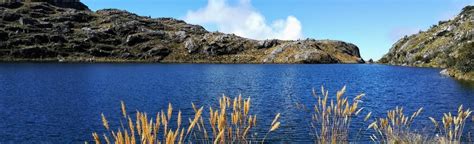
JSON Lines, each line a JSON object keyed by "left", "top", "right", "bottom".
{"left": 379, "top": 6, "right": 474, "bottom": 80}
{"left": 0, "top": 2, "right": 364, "bottom": 64}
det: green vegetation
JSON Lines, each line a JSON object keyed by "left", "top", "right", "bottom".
{"left": 91, "top": 86, "right": 474, "bottom": 143}
{"left": 452, "top": 42, "right": 474, "bottom": 73}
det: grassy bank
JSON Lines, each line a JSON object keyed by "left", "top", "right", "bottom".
{"left": 91, "top": 86, "right": 473, "bottom": 143}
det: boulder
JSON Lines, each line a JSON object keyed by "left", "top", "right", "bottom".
{"left": 50, "top": 35, "right": 67, "bottom": 43}
{"left": 2, "top": 12, "right": 20, "bottom": 21}
{"left": 258, "top": 39, "right": 279, "bottom": 49}
{"left": 0, "top": 31, "right": 8, "bottom": 41}
{"left": 184, "top": 38, "right": 198, "bottom": 53}
{"left": 125, "top": 33, "right": 150, "bottom": 46}
{"left": 12, "top": 46, "right": 57, "bottom": 58}
{"left": 19, "top": 17, "right": 39, "bottom": 26}
{"left": 0, "top": 2, "right": 23, "bottom": 9}
{"left": 29, "top": 3, "right": 55, "bottom": 13}
{"left": 174, "top": 31, "right": 187, "bottom": 41}
{"left": 37, "top": 22, "right": 53, "bottom": 28}
{"left": 32, "top": 34, "right": 50, "bottom": 44}
{"left": 88, "top": 48, "right": 111, "bottom": 57}
{"left": 204, "top": 43, "right": 244, "bottom": 56}
{"left": 147, "top": 47, "right": 170, "bottom": 56}
{"left": 30, "top": 12, "right": 47, "bottom": 18}
{"left": 440, "top": 69, "right": 452, "bottom": 77}
{"left": 367, "top": 59, "right": 374, "bottom": 64}
{"left": 294, "top": 50, "right": 338, "bottom": 63}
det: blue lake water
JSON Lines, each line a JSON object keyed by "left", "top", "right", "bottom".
{"left": 0, "top": 63, "right": 473, "bottom": 143}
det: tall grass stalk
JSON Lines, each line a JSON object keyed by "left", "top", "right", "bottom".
{"left": 429, "top": 105, "right": 472, "bottom": 143}
{"left": 367, "top": 107, "right": 426, "bottom": 143}
{"left": 90, "top": 86, "right": 474, "bottom": 143}
{"left": 92, "top": 95, "right": 280, "bottom": 144}
{"left": 311, "top": 86, "right": 365, "bottom": 143}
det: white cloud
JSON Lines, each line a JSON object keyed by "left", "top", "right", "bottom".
{"left": 184, "top": 0, "right": 303, "bottom": 40}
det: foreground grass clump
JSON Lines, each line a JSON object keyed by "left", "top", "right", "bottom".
{"left": 367, "top": 105, "right": 472, "bottom": 144}
{"left": 311, "top": 86, "right": 365, "bottom": 143}
{"left": 92, "top": 95, "right": 281, "bottom": 144}
{"left": 308, "top": 86, "right": 473, "bottom": 143}
{"left": 91, "top": 86, "right": 474, "bottom": 143}
{"left": 367, "top": 107, "right": 427, "bottom": 143}
{"left": 429, "top": 105, "right": 472, "bottom": 143}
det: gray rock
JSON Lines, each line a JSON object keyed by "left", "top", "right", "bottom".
{"left": 37, "top": 21, "right": 53, "bottom": 28}
{"left": 19, "top": 17, "right": 39, "bottom": 26}
{"left": 294, "top": 50, "right": 338, "bottom": 63}
{"left": 126, "top": 33, "right": 149, "bottom": 46}
{"left": 440, "top": 69, "right": 452, "bottom": 77}
{"left": 88, "top": 48, "right": 111, "bottom": 57}
{"left": 184, "top": 38, "right": 198, "bottom": 53}
{"left": 367, "top": 59, "right": 374, "bottom": 63}
{"left": 174, "top": 31, "right": 187, "bottom": 41}
{"left": 12, "top": 46, "right": 57, "bottom": 58}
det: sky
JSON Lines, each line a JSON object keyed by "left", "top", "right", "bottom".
{"left": 82, "top": 0, "right": 473, "bottom": 60}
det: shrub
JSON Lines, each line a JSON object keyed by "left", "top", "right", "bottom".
{"left": 454, "top": 42, "right": 474, "bottom": 72}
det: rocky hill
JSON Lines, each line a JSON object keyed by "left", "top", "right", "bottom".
{"left": 379, "top": 6, "right": 474, "bottom": 80}
{"left": 0, "top": 2, "right": 364, "bottom": 64}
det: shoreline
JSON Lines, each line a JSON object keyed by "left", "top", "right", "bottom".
{"left": 0, "top": 58, "right": 365, "bottom": 64}
{"left": 377, "top": 62, "right": 474, "bottom": 81}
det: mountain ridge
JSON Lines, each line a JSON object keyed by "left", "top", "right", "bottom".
{"left": 379, "top": 6, "right": 474, "bottom": 80}
{"left": 0, "top": 2, "right": 364, "bottom": 64}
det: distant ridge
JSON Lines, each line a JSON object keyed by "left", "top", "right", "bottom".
{"left": 0, "top": 2, "right": 364, "bottom": 64}
{"left": 379, "top": 6, "right": 474, "bottom": 80}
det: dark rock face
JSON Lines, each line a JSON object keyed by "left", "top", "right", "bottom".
{"left": 2, "top": 12, "right": 21, "bottom": 21}
{"left": 0, "top": 30, "right": 8, "bottom": 41}
{"left": 0, "top": 2, "right": 363, "bottom": 64}
{"left": 379, "top": 6, "right": 474, "bottom": 80}
{"left": 12, "top": 46, "right": 57, "bottom": 58}
{"left": 258, "top": 39, "right": 279, "bottom": 49}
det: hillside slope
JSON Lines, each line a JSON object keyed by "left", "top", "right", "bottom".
{"left": 0, "top": 2, "right": 364, "bottom": 64}
{"left": 379, "top": 6, "right": 474, "bottom": 80}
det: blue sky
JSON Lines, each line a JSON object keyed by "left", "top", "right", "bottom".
{"left": 82, "top": 0, "right": 473, "bottom": 60}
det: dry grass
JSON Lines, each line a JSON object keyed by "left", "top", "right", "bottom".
{"left": 367, "top": 107, "right": 427, "bottom": 143}
{"left": 91, "top": 86, "right": 474, "bottom": 143}
{"left": 429, "top": 105, "right": 472, "bottom": 143}
{"left": 310, "top": 86, "right": 365, "bottom": 143}
{"left": 367, "top": 105, "right": 473, "bottom": 144}
{"left": 92, "top": 95, "right": 280, "bottom": 144}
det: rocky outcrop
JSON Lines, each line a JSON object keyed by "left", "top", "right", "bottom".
{"left": 379, "top": 6, "right": 474, "bottom": 81}
{"left": 0, "top": 2, "right": 364, "bottom": 64}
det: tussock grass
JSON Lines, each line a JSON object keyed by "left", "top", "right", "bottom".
{"left": 366, "top": 105, "right": 472, "bottom": 144}
{"left": 92, "top": 95, "right": 280, "bottom": 144}
{"left": 91, "top": 86, "right": 474, "bottom": 143}
{"left": 429, "top": 105, "right": 472, "bottom": 143}
{"left": 367, "top": 107, "right": 429, "bottom": 143}
{"left": 310, "top": 86, "right": 365, "bottom": 143}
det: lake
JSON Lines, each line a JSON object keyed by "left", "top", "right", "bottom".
{"left": 0, "top": 63, "right": 473, "bottom": 143}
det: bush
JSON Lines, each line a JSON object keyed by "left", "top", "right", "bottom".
{"left": 454, "top": 42, "right": 474, "bottom": 72}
